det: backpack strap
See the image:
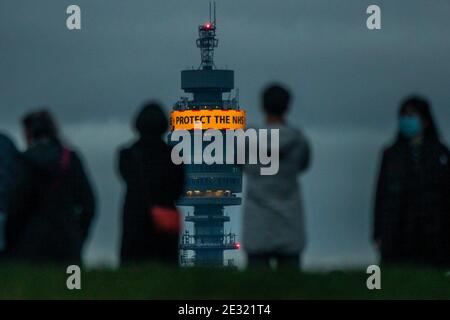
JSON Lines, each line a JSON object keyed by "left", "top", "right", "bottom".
{"left": 49, "top": 147, "right": 72, "bottom": 192}
{"left": 61, "top": 147, "right": 71, "bottom": 172}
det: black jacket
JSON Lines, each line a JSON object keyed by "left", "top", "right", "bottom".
{"left": 0, "top": 133, "right": 18, "bottom": 212}
{"left": 5, "top": 139, "right": 96, "bottom": 264}
{"left": 119, "top": 136, "right": 185, "bottom": 264}
{"left": 373, "top": 139, "right": 450, "bottom": 266}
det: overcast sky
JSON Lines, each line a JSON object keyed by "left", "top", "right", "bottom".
{"left": 1, "top": 0, "right": 450, "bottom": 268}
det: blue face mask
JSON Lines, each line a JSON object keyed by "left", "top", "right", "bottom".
{"left": 399, "top": 115, "right": 422, "bottom": 139}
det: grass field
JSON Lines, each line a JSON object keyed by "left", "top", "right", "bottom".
{"left": 0, "top": 264, "right": 449, "bottom": 299}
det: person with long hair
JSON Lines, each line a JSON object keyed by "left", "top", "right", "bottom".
{"left": 373, "top": 96, "right": 450, "bottom": 267}
{"left": 5, "top": 109, "right": 96, "bottom": 264}
{"left": 118, "top": 102, "right": 185, "bottom": 265}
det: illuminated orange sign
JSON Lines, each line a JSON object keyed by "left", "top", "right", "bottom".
{"left": 170, "top": 109, "right": 246, "bottom": 131}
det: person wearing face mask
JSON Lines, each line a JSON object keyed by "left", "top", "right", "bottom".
{"left": 373, "top": 96, "right": 450, "bottom": 268}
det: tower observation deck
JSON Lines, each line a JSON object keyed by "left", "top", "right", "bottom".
{"left": 169, "top": 4, "right": 246, "bottom": 267}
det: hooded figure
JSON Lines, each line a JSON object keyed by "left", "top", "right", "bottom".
{"left": 5, "top": 110, "right": 96, "bottom": 264}
{"left": 242, "top": 84, "right": 311, "bottom": 269}
{"left": 0, "top": 133, "right": 19, "bottom": 254}
{"left": 118, "top": 102, "right": 185, "bottom": 265}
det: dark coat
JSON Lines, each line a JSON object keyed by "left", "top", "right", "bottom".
{"left": 0, "top": 133, "right": 18, "bottom": 212}
{"left": 5, "top": 139, "right": 96, "bottom": 264}
{"left": 373, "top": 139, "right": 450, "bottom": 267}
{"left": 0, "top": 133, "right": 18, "bottom": 256}
{"left": 119, "top": 136, "right": 185, "bottom": 265}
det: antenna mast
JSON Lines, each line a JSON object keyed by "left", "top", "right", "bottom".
{"left": 196, "top": 2, "right": 218, "bottom": 70}
{"left": 214, "top": 1, "right": 216, "bottom": 25}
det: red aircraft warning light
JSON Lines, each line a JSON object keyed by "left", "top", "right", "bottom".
{"left": 235, "top": 242, "right": 241, "bottom": 250}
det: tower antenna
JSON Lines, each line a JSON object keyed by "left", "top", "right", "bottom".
{"left": 196, "top": 2, "right": 219, "bottom": 69}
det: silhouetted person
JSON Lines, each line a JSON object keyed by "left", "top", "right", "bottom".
{"left": 373, "top": 96, "right": 450, "bottom": 267}
{"left": 243, "top": 84, "right": 311, "bottom": 270}
{"left": 5, "top": 110, "right": 96, "bottom": 264}
{"left": 119, "top": 102, "right": 185, "bottom": 265}
{"left": 0, "top": 133, "right": 18, "bottom": 256}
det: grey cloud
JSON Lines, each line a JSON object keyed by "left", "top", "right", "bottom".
{"left": 2, "top": 0, "right": 450, "bottom": 128}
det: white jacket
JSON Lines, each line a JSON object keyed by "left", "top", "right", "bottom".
{"left": 242, "top": 123, "right": 311, "bottom": 255}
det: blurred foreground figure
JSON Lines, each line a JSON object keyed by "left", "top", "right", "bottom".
{"left": 0, "top": 133, "right": 18, "bottom": 256}
{"left": 119, "top": 102, "right": 185, "bottom": 265}
{"left": 243, "top": 84, "right": 311, "bottom": 270}
{"left": 374, "top": 96, "right": 450, "bottom": 267}
{"left": 5, "top": 110, "right": 96, "bottom": 264}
